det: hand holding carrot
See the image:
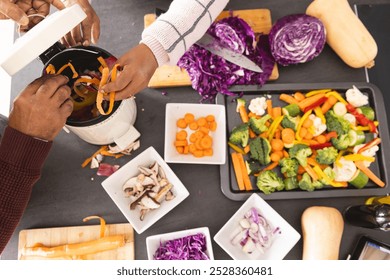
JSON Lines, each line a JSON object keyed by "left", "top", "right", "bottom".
{"left": 100, "top": 44, "right": 158, "bottom": 100}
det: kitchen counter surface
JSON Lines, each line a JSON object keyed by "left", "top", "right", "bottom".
{"left": 2, "top": 0, "right": 390, "bottom": 260}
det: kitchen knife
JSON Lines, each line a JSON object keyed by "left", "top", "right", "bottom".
{"left": 195, "top": 33, "right": 263, "bottom": 73}
{"left": 154, "top": 8, "right": 263, "bottom": 73}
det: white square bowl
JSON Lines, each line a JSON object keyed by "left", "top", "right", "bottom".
{"left": 146, "top": 227, "right": 214, "bottom": 260}
{"left": 101, "top": 146, "right": 189, "bottom": 234}
{"left": 214, "top": 193, "right": 301, "bottom": 260}
{"left": 164, "top": 103, "right": 226, "bottom": 164}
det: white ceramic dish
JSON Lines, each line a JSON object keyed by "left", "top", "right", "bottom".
{"left": 101, "top": 146, "right": 189, "bottom": 234}
{"left": 164, "top": 103, "right": 226, "bottom": 164}
{"left": 146, "top": 227, "right": 214, "bottom": 260}
{"left": 214, "top": 193, "right": 301, "bottom": 260}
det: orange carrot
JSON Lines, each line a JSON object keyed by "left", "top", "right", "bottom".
{"left": 249, "top": 128, "right": 257, "bottom": 138}
{"left": 266, "top": 99, "right": 273, "bottom": 118}
{"left": 270, "top": 152, "right": 281, "bottom": 162}
{"left": 294, "top": 92, "right": 306, "bottom": 101}
{"left": 272, "top": 107, "right": 282, "bottom": 118}
{"left": 203, "top": 148, "right": 213, "bottom": 156}
{"left": 81, "top": 146, "right": 108, "bottom": 168}
{"left": 283, "top": 150, "right": 289, "bottom": 158}
{"left": 355, "top": 161, "right": 385, "bottom": 187}
{"left": 297, "top": 93, "right": 326, "bottom": 110}
{"left": 189, "top": 121, "right": 198, "bottom": 130}
{"left": 184, "top": 113, "right": 195, "bottom": 124}
{"left": 263, "top": 161, "right": 279, "bottom": 171}
{"left": 176, "top": 130, "right": 187, "bottom": 141}
{"left": 325, "top": 131, "right": 338, "bottom": 142}
{"left": 244, "top": 145, "right": 250, "bottom": 154}
{"left": 303, "top": 164, "right": 319, "bottom": 181}
{"left": 197, "top": 117, "right": 207, "bottom": 127}
{"left": 206, "top": 114, "right": 215, "bottom": 122}
{"left": 174, "top": 140, "right": 188, "bottom": 147}
{"left": 281, "top": 128, "right": 295, "bottom": 144}
{"left": 200, "top": 136, "right": 213, "bottom": 149}
{"left": 237, "top": 153, "right": 252, "bottom": 191}
{"left": 209, "top": 121, "right": 217, "bottom": 131}
{"left": 239, "top": 106, "right": 249, "bottom": 123}
{"left": 315, "top": 134, "right": 327, "bottom": 144}
{"left": 279, "top": 93, "right": 298, "bottom": 104}
{"left": 193, "top": 150, "right": 204, "bottom": 158}
{"left": 177, "top": 118, "right": 187, "bottom": 129}
{"left": 231, "top": 153, "right": 245, "bottom": 191}
{"left": 271, "top": 138, "right": 284, "bottom": 151}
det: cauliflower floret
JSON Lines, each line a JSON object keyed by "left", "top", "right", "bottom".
{"left": 248, "top": 97, "right": 267, "bottom": 116}
{"left": 346, "top": 85, "right": 369, "bottom": 107}
{"left": 333, "top": 157, "right": 357, "bottom": 182}
{"left": 353, "top": 144, "right": 379, "bottom": 167}
{"left": 309, "top": 114, "right": 327, "bottom": 136}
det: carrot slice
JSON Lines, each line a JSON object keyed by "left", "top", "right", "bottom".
{"left": 266, "top": 99, "right": 273, "bottom": 118}
{"left": 231, "top": 153, "right": 245, "bottom": 191}
{"left": 239, "top": 106, "right": 249, "bottom": 123}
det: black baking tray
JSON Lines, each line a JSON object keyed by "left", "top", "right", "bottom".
{"left": 216, "top": 82, "right": 390, "bottom": 201}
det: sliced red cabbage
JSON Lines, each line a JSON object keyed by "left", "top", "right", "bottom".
{"left": 269, "top": 14, "right": 326, "bottom": 66}
{"left": 153, "top": 233, "right": 209, "bottom": 260}
{"left": 178, "top": 16, "right": 274, "bottom": 102}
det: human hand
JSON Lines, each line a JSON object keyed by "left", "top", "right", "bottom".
{"left": 56, "top": 0, "right": 100, "bottom": 47}
{"left": 8, "top": 75, "right": 73, "bottom": 141}
{"left": 0, "top": 0, "right": 49, "bottom": 28}
{"left": 100, "top": 44, "right": 158, "bottom": 100}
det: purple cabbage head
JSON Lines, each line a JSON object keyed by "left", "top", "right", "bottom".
{"left": 269, "top": 14, "right": 326, "bottom": 66}
{"left": 178, "top": 16, "right": 275, "bottom": 102}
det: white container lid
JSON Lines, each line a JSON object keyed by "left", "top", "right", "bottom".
{"left": 0, "top": 4, "right": 86, "bottom": 76}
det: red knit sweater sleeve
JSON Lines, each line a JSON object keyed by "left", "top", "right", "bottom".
{"left": 0, "top": 126, "right": 52, "bottom": 254}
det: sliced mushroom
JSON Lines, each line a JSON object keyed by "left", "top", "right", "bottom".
{"left": 129, "top": 190, "right": 150, "bottom": 210}
{"left": 149, "top": 161, "right": 159, "bottom": 175}
{"left": 140, "top": 195, "right": 160, "bottom": 209}
{"left": 158, "top": 178, "right": 169, "bottom": 188}
{"left": 158, "top": 165, "right": 167, "bottom": 180}
{"left": 165, "top": 190, "right": 175, "bottom": 201}
{"left": 140, "top": 209, "right": 149, "bottom": 221}
{"left": 123, "top": 177, "right": 138, "bottom": 192}
{"left": 155, "top": 184, "right": 173, "bottom": 202}
{"left": 141, "top": 176, "right": 155, "bottom": 188}
{"left": 138, "top": 166, "right": 153, "bottom": 176}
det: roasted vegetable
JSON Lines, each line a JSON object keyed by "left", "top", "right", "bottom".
{"left": 299, "top": 172, "right": 315, "bottom": 192}
{"left": 245, "top": 160, "right": 262, "bottom": 175}
{"left": 279, "top": 157, "right": 299, "bottom": 177}
{"left": 249, "top": 137, "right": 271, "bottom": 166}
{"left": 256, "top": 170, "right": 285, "bottom": 194}
{"left": 315, "top": 147, "right": 338, "bottom": 165}
{"left": 249, "top": 114, "right": 271, "bottom": 134}
{"left": 229, "top": 123, "right": 249, "bottom": 147}
{"left": 288, "top": 144, "right": 312, "bottom": 166}
{"left": 281, "top": 115, "right": 300, "bottom": 131}
{"left": 331, "top": 134, "right": 351, "bottom": 150}
{"left": 325, "top": 110, "right": 351, "bottom": 136}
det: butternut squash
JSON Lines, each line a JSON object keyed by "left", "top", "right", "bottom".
{"left": 301, "top": 206, "right": 344, "bottom": 260}
{"left": 306, "top": 0, "right": 377, "bottom": 68}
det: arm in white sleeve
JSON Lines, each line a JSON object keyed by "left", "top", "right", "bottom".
{"left": 141, "top": 0, "right": 229, "bottom": 66}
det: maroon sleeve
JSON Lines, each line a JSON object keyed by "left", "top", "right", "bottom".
{"left": 0, "top": 126, "right": 52, "bottom": 253}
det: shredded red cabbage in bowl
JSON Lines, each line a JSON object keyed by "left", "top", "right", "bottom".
{"left": 178, "top": 16, "right": 275, "bottom": 102}
{"left": 153, "top": 233, "right": 209, "bottom": 260}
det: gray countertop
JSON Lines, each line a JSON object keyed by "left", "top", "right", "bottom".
{"left": 2, "top": 0, "right": 390, "bottom": 260}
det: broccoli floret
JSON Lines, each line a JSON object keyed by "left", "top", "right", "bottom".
{"left": 256, "top": 170, "right": 285, "bottom": 194}
{"left": 249, "top": 137, "right": 271, "bottom": 166}
{"left": 229, "top": 123, "right": 249, "bottom": 147}
{"left": 320, "top": 166, "right": 336, "bottom": 185}
{"left": 331, "top": 134, "right": 351, "bottom": 150}
{"left": 325, "top": 110, "right": 351, "bottom": 136}
{"left": 312, "top": 180, "right": 324, "bottom": 189}
{"left": 315, "top": 147, "right": 338, "bottom": 165}
{"left": 236, "top": 98, "right": 246, "bottom": 112}
{"left": 281, "top": 115, "right": 300, "bottom": 131}
{"left": 245, "top": 160, "right": 262, "bottom": 175}
{"left": 279, "top": 158, "right": 299, "bottom": 177}
{"left": 288, "top": 144, "right": 312, "bottom": 167}
{"left": 249, "top": 114, "right": 271, "bottom": 134}
{"left": 284, "top": 177, "right": 299, "bottom": 190}
{"left": 298, "top": 172, "right": 315, "bottom": 192}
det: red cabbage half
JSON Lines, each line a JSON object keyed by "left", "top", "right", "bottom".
{"left": 178, "top": 16, "right": 275, "bottom": 102}
{"left": 269, "top": 14, "right": 326, "bottom": 66}
{"left": 153, "top": 233, "right": 209, "bottom": 260}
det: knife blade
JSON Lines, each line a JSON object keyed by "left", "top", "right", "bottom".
{"left": 195, "top": 33, "right": 263, "bottom": 73}
{"left": 154, "top": 8, "right": 263, "bottom": 73}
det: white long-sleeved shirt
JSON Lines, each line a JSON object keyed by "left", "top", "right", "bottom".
{"left": 141, "top": 0, "right": 229, "bottom": 66}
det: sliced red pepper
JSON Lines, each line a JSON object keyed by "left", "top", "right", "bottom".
{"left": 310, "top": 142, "right": 333, "bottom": 150}
{"left": 346, "top": 103, "right": 356, "bottom": 113}
{"left": 303, "top": 97, "right": 328, "bottom": 113}
{"left": 368, "top": 121, "right": 377, "bottom": 133}
{"left": 358, "top": 138, "right": 381, "bottom": 154}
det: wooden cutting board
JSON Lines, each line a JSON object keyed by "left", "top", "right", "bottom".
{"left": 144, "top": 9, "right": 279, "bottom": 88}
{"left": 18, "top": 223, "right": 134, "bottom": 260}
